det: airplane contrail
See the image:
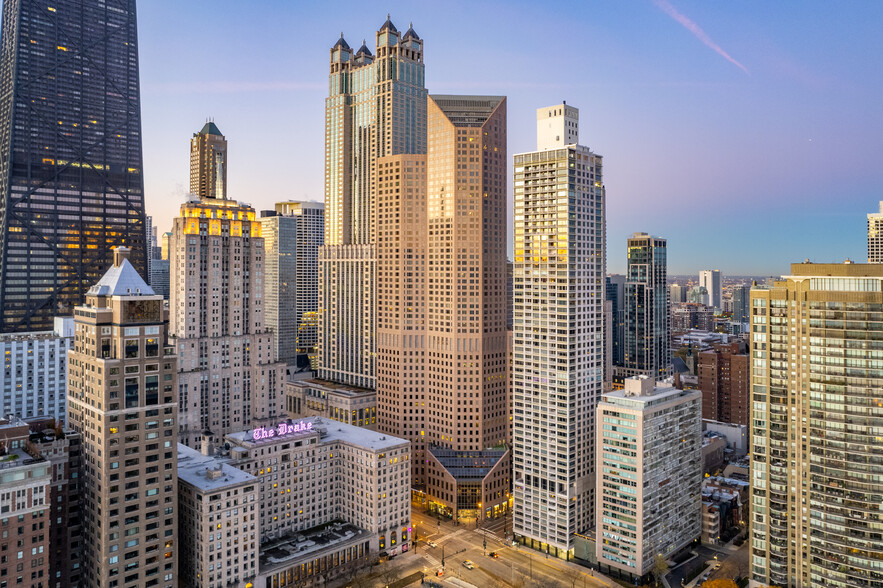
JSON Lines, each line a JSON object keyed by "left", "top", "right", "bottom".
{"left": 652, "top": 0, "right": 749, "bottom": 75}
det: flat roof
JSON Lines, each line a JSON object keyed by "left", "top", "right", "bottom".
{"left": 285, "top": 377, "right": 375, "bottom": 396}
{"left": 259, "top": 521, "right": 368, "bottom": 573}
{"left": 177, "top": 444, "right": 256, "bottom": 492}
{"left": 228, "top": 416, "right": 407, "bottom": 453}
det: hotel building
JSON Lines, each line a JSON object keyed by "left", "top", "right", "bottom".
{"left": 177, "top": 444, "right": 258, "bottom": 588}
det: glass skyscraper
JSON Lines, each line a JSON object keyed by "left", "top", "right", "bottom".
{"left": 0, "top": 0, "right": 147, "bottom": 332}
{"left": 617, "top": 232, "right": 670, "bottom": 383}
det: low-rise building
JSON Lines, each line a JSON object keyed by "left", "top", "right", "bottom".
{"left": 701, "top": 430, "right": 728, "bottom": 474}
{"left": 25, "top": 417, "right": 82, "bottom": 588}
{"left": 177, "top": 444, "right": 259, "bottom": 588}
{"left": 0, "top": 417, "right": 52, "bottom": 588}
{"left": 701, "top": 476, "right": 749, "bottom": 545}
{"left": 0, "top": 317, "right": 73, "bottom": 422}
{"left": 596, "top": 376, "right": 702, "bottom": 582}
{"left": 284, "top": 377, "right": 377, "bottom": 430}
{"left": 703, "top": 420, "right": 749, "bottom": 457}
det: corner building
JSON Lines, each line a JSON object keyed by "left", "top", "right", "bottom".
{"left": 750, "top": 263, "right": 883, "bottom": 588}
{"left": 513, "top": 103, "right": 605, "bottom": 557}
{"left": 377, "top": 95, "right": 510, "bottom": 521}
{"left": 67, "top": 247, "right": 177, "bottom": 588}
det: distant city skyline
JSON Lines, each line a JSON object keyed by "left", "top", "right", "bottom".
{"left": 137, "top": 2, "right": 883, "bottom": 274}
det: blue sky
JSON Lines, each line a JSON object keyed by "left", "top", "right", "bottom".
{"left": 138, "top": 1, "right": 883, "bottom": 274}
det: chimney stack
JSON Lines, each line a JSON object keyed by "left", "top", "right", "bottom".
{"left": 113, "top": 246, "right": 131, "bottom": 267}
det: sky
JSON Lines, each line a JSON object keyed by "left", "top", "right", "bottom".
{"left": 137, "top": 1, "right": 883, "bottom": 275}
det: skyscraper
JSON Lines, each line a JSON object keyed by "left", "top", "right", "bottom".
{"left": 731, "top": 283, "right": 750, "bottom": 323}
{"left": 170, "top": 196, "right": 285, "bottom": 446}
{"left": 189, "top": 121, "right": 227, "bottom": 200}
{"left": 618, "top": 233, "right": 670, "bottom": 383}
{"left": 0, "top": 0, "right": 148, "bottom": 332}
{"left": 394, "top": 95, "right": 509, "bottom": 521}
{"left": 318, "top": 17, "right": 427, "bottom": 390}
{"left": 259, "top": 201, "right": 325, "bottom": 366}
{"left": 669, "top": 283, "right": 686, "bottom": 303}
{"left": 606, "top": 274, "right": 626, "bottom": 367}
{"left": 750, "top": 263, "right": 883, "bottom": 588}
{"left": 513, "top": 103, "right": 605, "bottom": 557}
{"left": 868, "top": 201, "right": 883, "bottom": 262}
{"left": 67, "top": 247, "right": 177, "bottom": 588}
{"left": 699, "top": 269, "right": 722, "bottom": 311}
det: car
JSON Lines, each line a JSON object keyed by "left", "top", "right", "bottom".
{"left": 488, "top": 552, "right": 499, "bottom": 559}
{"left": 462, "top": 560, "right": 475, "bottom": 570}
{"left": 427, "top": 541, "right": 437, "bottom": 548}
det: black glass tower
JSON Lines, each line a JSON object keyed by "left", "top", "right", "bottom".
{"left": 0, "top": 0, "right": 147, "bottom": 332}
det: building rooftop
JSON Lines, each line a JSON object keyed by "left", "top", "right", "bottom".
{"left": 87, "top": 251, "right": 154, "bottom": 297}
{"left": 431, "top": 95, "right": 504, "bottom": 127}
{"left": 228, "top": 416, "right": 406, "bottom": 452}
{"left": 197, "top": 121, "right": 223, "bottom": 137}
{"left": 259, "top": 521, "right": 368, "bottom": 573}
{"left": 603, "top": 376, "right": 698, "bottom": 408}
{"left": 177, "top": 444, "right": 256, "bottom": 492}
{"left": 286, "top": 377, "right": 375, "bottom": 397}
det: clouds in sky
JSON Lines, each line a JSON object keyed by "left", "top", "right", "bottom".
{"left": 652, "top": 0, "right": 749, "bottom": 74}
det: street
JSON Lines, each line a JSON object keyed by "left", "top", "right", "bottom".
{"left": 349, "top": 508, "right": 619, "bottom": 588}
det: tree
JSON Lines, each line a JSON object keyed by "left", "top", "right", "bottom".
{"left": 379, "top": 561, "right": 401, "bottom": 587}
{"left": 652, "top": 554, "right": 669, "bottom": 586}
{"left": 701, "top": 580, "right": 738, "bottom": 588}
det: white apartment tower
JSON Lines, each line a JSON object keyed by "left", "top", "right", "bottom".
{"left": 170, "top": 197, "right": 286, "bottom": 447}
{"left": 596, "top": 376, "right": 702, "bottom": 581}
{"left": 513, "top": 102, "right": 606, "bottom": 558}
{"left": 0, "top": 316, "right": 73, "bottom": 422}
{"left": 699, "top": 269, "right": 722, "bottom": 311}
{"left": 868, "top": 201, "right": 883, "bottom": 262}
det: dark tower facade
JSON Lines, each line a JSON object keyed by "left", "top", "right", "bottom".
{"left": 0, "top": 0, "right": 147, "bottom": 332}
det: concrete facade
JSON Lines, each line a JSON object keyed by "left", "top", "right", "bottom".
{"left": 596, "top": 377, "right": 702, "bottom": 580}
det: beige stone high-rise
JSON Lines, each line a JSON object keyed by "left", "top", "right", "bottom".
{"left": 170, "top": 196, "right": 285, "bottom": 447}
{"left": 189, "top": 121, "right": 227, "bottom": 200}
{"left": 67, "top": 247, "right": 178, "bottom": 588}
{"left": 750, "top": 263, "right": 883, "bottom": 588}
{"left": 375, "top": 95, "right": 510, "bottom": 521}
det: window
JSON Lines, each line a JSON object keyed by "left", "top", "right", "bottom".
{"left": 125, "top": 378, "right": 139, "bottom": 409}
{"left": 145, "top": 376, "right": 159, "bottom": 406}
{"left": 145, "top": 339, "right": 159, "bottom": 358}
{"left": 125, "top": 340, "right": 139, "bottom": 359}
